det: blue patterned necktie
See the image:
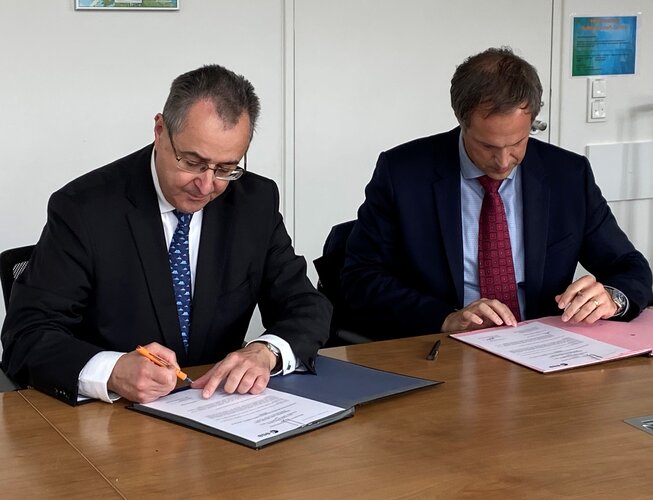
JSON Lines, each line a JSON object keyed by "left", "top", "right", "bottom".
{"left": 169, "top": 210, "right": 193, "bottom": 351}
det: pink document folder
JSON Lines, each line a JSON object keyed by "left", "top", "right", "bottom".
{"left": 536, "top": 308, "right": 653, "bottom": 354}
{"left": 450, "top": 309, "right": 653, "bottom": 372}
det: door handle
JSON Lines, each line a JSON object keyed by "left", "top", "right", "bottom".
{"left": 530, "top": 119, "right": 547, "bottom": 134}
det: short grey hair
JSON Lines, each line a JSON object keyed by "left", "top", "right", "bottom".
{"left": 450, "top": 47, "right": 542, "bottom": 128}
{"left": 162, "top": 64, "right": 261, "bottom": 138}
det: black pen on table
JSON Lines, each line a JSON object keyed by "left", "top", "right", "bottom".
{"left": 426, "top": 339, "right": 441, "bottom": 361}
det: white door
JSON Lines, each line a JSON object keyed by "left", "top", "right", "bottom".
{"left": 292, "top": 0, "right": 554, "bottom": 283}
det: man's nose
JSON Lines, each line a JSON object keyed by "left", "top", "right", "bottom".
{"left": 195, "top": 170, "right": 215, "bottom": 194}
{"left": 496, "top": 148, "right": 512, "bottom": 168}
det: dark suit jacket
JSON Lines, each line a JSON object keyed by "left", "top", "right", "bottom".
{"left": 342, "top": 128, "right": 652, "bottom": 339}
{"left": 1, "top": 144, "right": 331, "bottom": 404}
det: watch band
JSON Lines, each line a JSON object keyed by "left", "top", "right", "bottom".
{"left": 605, "top": 286, "right": 628, "bottom": 317}
{"left": 264, "top": 342, "right": 282, "bottom": 373}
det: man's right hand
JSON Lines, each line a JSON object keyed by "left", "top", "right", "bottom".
{"left": 441, "top": 298, "right": 518, "bottom": 333}
{"left": 107, "top": 342, "right": 178, "bottom": 403}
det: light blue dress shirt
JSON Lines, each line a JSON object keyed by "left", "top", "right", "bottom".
{"left": 458, "top": 132, "right": 526, "bottom": 319}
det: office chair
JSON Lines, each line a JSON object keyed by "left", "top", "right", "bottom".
{"left": 0, "top": 244, "right": 34, "bottom": 392}
{"left": 0, "top": 244, "right": 35, "bottom": 309}
{"left": 314, "top": 220, "right": 372, "bottom": 346}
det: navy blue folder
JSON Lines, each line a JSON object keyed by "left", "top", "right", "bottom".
{"left": 129, "top": 355, "right": 440, "bottom": 448}
{"left": 267, "top": 355, "right": 441, "bottom": 409}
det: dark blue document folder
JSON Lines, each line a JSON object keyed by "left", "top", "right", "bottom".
{"left": 268, "top": 355, "right": 441, "bottom": 409}
{"left": 130, "top": 355, "right": 440, "bottom": 449}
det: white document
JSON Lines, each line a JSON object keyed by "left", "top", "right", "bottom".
{"left": 452, "top": 321, "right": 639, "bottom": 372}
{"left": 133, "top": 387, "right": 352, "bottom": 448}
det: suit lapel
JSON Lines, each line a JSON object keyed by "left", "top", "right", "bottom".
{"left": 521, "top": 141, "right": 550, "bottom": 318}
{"left": 432, "top": 129, "right": 464, "bottom": 305}
{"left": 125, "top": 147, "right": 187, "bottom": 362}
{"left": 187, "top": 187, "right": 236, "bottom": 361}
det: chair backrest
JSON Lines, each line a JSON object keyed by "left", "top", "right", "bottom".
{"left": 0, "top": 245, "right": 35, "bottom": 308}
{"left": 314, "top": 221, "right": 372, "bottom": 345}
{"left": 314, "top": 220, "right": 356, "bottom": 308}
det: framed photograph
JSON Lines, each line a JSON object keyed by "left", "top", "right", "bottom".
{"left": 75, "top": 0, "right": 179, "bottom": 11}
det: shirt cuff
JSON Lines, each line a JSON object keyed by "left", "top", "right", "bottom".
{"left": 247, "top": 334, "right": 298, "bottom": 376}
{"left": 78, "top": 351, "right": 126, "bottom": 403}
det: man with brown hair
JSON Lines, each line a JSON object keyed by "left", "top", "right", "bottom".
{"left": 342, "top": 47, "right": 652, "bottom": 339}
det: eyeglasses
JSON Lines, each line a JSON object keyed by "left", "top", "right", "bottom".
{"left": 168, "top": 131, "right": 246, "bottom": 181}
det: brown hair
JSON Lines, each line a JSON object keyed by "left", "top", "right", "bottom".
{"left": 450, "top": 47, "right": 542, "bottom": 128}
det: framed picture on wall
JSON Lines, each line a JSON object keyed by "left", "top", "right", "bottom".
{"left": 571, "top": 15, "right": 638, "bottom": 77}
{"left": 75, "top": 0, "right": 179, "bottom": 10}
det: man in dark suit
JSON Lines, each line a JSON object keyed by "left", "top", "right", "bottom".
{"left": 342, "top": 47, "right": 652, "bottom": 340}
{"left": 1, "top": 64, "right": 331, "bottom": 405}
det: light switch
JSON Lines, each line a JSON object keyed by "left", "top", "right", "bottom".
{"left": 591, "top": 100, "right": 606, "bottom": 119}
{"left": 587, "top": 78, "right": 607, "bottom": 123}
{"left": 592, "top": 78, "right": 607, "bottom": 98}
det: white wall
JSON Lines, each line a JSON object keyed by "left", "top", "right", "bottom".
{"left": 554, "top": 0, "right": 653, "bottom": 271}
{"left": 292, "top": 0, "right": 554, "bottom": 283}
{"left": 0, "top": 0, "right": 287, "bottom": 337}
{"left": 1, "top": 1, "right": 651, "bottom": 350}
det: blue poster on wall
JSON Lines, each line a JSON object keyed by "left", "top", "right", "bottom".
{"left": 572, "top": 16, "right": 637, "bottom": 76}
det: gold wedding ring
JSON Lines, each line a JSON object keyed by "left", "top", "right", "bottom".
{"left": 593, "top": 299, "right": 600, "bottom": 308}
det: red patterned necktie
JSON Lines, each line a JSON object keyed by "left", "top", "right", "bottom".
{"left": 477, "top": 175, "right": 521, "bottom": 321}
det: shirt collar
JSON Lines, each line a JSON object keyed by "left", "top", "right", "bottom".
{"left": 151, "top": 147, "right": 177, "bottom": 215}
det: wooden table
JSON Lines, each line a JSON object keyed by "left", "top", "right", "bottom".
{"left": 0, "top": 391, "right": 121, "bottom": 498}
{"left": 8, "top": 335, "right": 653, "bottom": 498}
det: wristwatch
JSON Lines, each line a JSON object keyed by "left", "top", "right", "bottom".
{"left": 264, "top": 342, "right": 282, "bottom": 373}
{"left": 605, "top": 286, "right": 628, "bottom": 317}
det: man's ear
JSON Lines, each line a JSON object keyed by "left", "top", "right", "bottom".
{"left": 153, "top": 113, "right": 165, "bottom": 145}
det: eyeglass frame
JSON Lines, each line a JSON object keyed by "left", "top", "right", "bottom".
{"left": 166, "top": 128, "right": 247, "bottom": 181}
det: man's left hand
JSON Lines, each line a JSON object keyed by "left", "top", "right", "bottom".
{"left": 555, "top": 275, "right": 617, "bottom": 324}
{"left": 190, "top": 342, "right": 277, "bottom": 399}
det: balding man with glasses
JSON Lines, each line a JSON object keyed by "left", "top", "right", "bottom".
{"left": 2, "top": 65, "right": 331, "bottom": 406}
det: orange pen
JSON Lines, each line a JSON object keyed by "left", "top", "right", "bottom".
{"left": 136, "top": 345, "right": 192, "bottom": 383}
